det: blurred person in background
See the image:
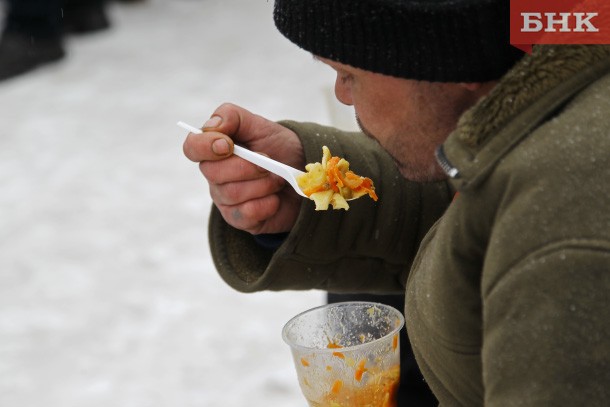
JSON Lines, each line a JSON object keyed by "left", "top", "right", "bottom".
{"left": 0, "top": 0, "right": 144, "bottom": 81}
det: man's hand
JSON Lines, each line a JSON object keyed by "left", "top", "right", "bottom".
{"left": 183, "top": 103, "right": 304, "bottom": 235}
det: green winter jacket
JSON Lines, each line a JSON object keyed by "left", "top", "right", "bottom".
{"left": 208, "top": 45, "right": 610, "bottom": 406}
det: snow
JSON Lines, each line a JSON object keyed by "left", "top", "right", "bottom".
{"left": 0, "top": 1, "right": 359, "bottom": 406}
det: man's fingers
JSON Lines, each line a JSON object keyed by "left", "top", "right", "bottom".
{"left": 199, "top": 156, "right": 269, "bottom": 185}
{"left": 183, "top": 130, "right": 234, "bottom": 163}
{"left": 204, "top": 103, "right": 273, "bottom": 145}
{"left": 215, "top": 194, "right": 282, "bottom": 234}
{"left": 183, "top": 102, "right": 268, "bottom": 163}
{"left": 208, "top": 175, "right": 285, "bottom": 206}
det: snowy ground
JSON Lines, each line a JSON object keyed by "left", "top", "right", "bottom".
{"left": 0, "top": 1, "right": 359, "bottom": 406}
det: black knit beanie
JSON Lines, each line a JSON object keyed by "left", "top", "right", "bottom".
{"left": 273, "top": 0, "right": 524, "bottom": 82}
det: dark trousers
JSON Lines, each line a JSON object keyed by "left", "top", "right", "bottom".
{"left": 327, "top": 292, "right": 438, "bottom": 407}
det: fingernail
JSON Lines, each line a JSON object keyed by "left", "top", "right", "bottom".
{"left": 212, "top": 138, "right": 231, "bottom": 156}
{"left": 204, "top": 115, "right": 222, "bottom": 129}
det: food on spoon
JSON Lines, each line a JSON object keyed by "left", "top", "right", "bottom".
{"left": 297, "top": 146, "right": 378, "bottom": 210}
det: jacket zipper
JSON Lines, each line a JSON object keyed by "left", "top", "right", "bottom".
{"left": 435, "top": 145, "right": 460, "bottom": 178}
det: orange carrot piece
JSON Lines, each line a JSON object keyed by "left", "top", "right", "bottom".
{"left": 344, "top": 171, "right": 364, "bottom": 189}
{"left": 355, "top": 359, "right": 368, "bottom": 381}
{"left": 301, "top": 357, "right": 310, "bottom": 367}
{"left": 332, "top": 351, "right": 345, "bottom": 359}
{"left": 327, "top": 340, "right": 344, "bottom": 358}
{"left": 331, "top": 379, "right": 343, "bottom": 394}
{"left": 302, "top": 184, "right": 327, "bottom": 196}
{"left": 325, "top": 157, "right": 341, "bottom": 192}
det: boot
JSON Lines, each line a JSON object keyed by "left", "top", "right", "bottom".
{"left": 0, "top": 31, "right": 65, "bottom": 81}
{"left": 62, "top": 2, "right": 110, "bottom": 34}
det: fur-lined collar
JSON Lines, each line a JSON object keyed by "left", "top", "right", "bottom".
{"left": 457, "top": 45, "right": 610, "bottom": 147}
{"left": 440, "top": 45, "right": 610, "bottom": 189}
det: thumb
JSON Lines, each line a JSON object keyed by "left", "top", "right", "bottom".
{"left": 203, "top": 103, "right": 271, "bottom": 145}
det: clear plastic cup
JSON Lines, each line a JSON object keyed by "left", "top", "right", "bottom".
{"left": 282, "top": 301, "right": 405, "bottom": 407}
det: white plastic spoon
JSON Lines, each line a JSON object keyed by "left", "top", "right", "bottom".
{"left": 177, "top": 121, "right": 308, "bottom": 198}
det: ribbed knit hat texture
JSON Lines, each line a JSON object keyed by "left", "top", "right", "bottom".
{"left": 273, "top": 0, "right": 524, "bottom": 82}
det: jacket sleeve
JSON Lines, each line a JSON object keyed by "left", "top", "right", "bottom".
{"left": 208, "top": 121, "right": 452, "bottom": 293}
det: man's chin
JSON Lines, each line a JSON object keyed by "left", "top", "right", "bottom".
{"left": 398, "top": 163, "right": 448, "bottom": 183}
{"left": 355, "top": 115, "right": 447, "bottom": 182}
